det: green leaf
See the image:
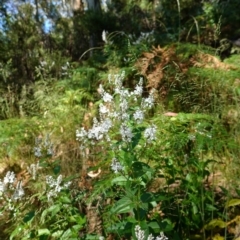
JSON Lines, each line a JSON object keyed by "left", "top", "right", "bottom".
{"left": 60, "top": 196, "right": 72, "bottom": 204}
{"left": 206, "top": 203, "right": 218, "bottom": 211}
{"left": 148, "top": 221, "right": 161, "bottom": 232}
{"left": 49, "top": 204, "right": 61, "bottom": 217}
{"left": 204, "top": 219, "right": 227, "bottom": 230}
{"left": 38, "top": 229, "right": 51, "bottom": 236}
{"left": 72, "top": 224, "right": 85, "bottom": 232}
{"left": 40, "top": 204, "right": 61, "bottom": 223}
{"left": 111, "top": 197, "right": 134, "bottom": 214}
{"left": 132, "top": 161, "right": 151, "bottom": 178}
{"left": 226, "top": 199, "right": 240, "bottom": 207}
{"left": 23, "top": 210, "right": 35, "bottom": 223}
{"left": 192, "top": 202, "right": 198, "bottom": 214}
{"left": 39, "top": 236, "right": 49, "bottom": 240}
{"left": 133, "top": 207, "right": 147, "bottom": 221}
{"left": 10, "top": 225, "right": 24, "bottom": 240}
{"left": 52, "top": 230, "right": 64, "bottom": 237}
{"left": 111, "top": 176, "right": 127, "bottom": 186}
{"left": 212, "top": 234, "right": 224, "bottom": 240}
{"left": 60, "top": 229, "right": 72, "bottom": 239}
{"left": 141, "top": 192, "right": 154, "bottom": 203}
{"left": 186, "top": 173, "right": 193, "bottom": 182}
{"left": 53, "top": 165, "right": 61, "bottom": 175}
{"left": 159, "top": 219, "right": 174, "bottom": 231}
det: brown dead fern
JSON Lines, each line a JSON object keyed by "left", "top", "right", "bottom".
{"left": 135, "top": 45, "right": 187, "bottom": 89}
{"left": 190, "top": 52, "right": 237, "bottom": 70}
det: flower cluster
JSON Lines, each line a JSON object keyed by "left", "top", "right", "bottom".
{"left": 76, "top": 72, "right": 157, "bottom": 173}
{"left": 135, "top": 225, "right": 168, "bottom": 240}
{"left": 110, "top": 158, "right": 124, "bottom": 173}
{"left": 34, "top": 134, "right": 54, "bottom": 158}
{"left": 61, "top": 61, "right": 70, "bottom": 76}
{"left": 144, "top": 124, "right": 157, "bottom": 143}
{"left": 27, "top": 162, "right": 40, "bottom": 180}
{"left": 46, "top": 174, "right": 71, "bottom": 201}
{"left": 0, "top": 171, "right": 24, "bottom": 201}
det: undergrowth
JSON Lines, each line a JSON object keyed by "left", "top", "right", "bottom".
{"left": 0, "top": 38, "right": 240, "bottom": 240}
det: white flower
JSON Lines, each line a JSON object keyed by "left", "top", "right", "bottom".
{"left": 102, "top": 30, "right": 107, "bottom": 43}
{"left": 119, "top": 98, "right": 128, "bottom": 112}
{"left": 133, "top": 84, "right": 143, "bottom": 96}
{"left": 40, "top": 61, "right": 47, "bottom": 67}
{"left": 12, "top": 181, "right": 24, "bottom": 200}
{"left": 76, "top": 127, "right": 88, "bottom": 140}
{"left": 142, "top": 95, "right": 154, "bottom": 109}
{"left": 46, "top": 175, "right": 69, "bottom": 201}
{"left": 102, "top": 92, "right": 113, "bottom": 103}
{"left": 141, "top": 89, "right": 155, "bottom": 109}
{"left": 133, "top": 109, "right": 144, "bottom": 123}
{"left": 64, "top": 181, "right": 71, "bottom": 188}
{"left": 135, "top": 225, "right": 145, "bottom": 240}
{"left": 88, "top": 126, "right": 103, "bottom": 140}
{"left": 135, "top": 225, "right": 168, "bottom": 240}
{"left": 47, "top": 189, "right": 57, "bottom": 201}
{"left": 120, "top": 112, "right": 130, "bottom": 121}
{"left": 100, "top": 118, "right": 112, "bottom": 133}
{"left": 112, "top": 71, "right": 125, "bottom": 91}
{"left": 147, "top": 234, "right": 154, "bottom": 240}
{"left": 155, "top": 232, "right": 168, "bottom": 240}
{"left": 99, "top": 103, "right": 109, "bottom": 114}
{"left": 111, "top": 158, "right": 124, "bottom": 173}
{"left": 55, "top": 185, "right": 62, "bottom": 192}
{"left": 27, "top": 163, "right": 39, "bottom": 180}
{"left": 144, "top": 124, "right": 157, "bottom": 143}
{"left": 4, "top": 171, "right": 15, "bottom": 184}
{"left": 0, "top": 180, "right": 5, "bottom": 193}
{"left": 47, "top": 145, "right": 54, "bottom": 156}
{"left": 46, "top": 175, "right": 55, "bottom": 188}
{"left": 132, "top": 78, "right": 143, "bottom": 96}
{"left": 61, "top": 65, "right": 68, "bottom": 71}
{"left": 120, "top": 124, "right": 133, "bottom": 142}
{"left": 119, "top": 89, "right": 130, "bottom": 98}
{"left": 86, "top": 117, "right": 112, "bottom": 141}
{"left": 56, "top": 175, "right": 62, "bottom": 185}
{"left": 34, "top": 146, "right": 42, "bottom": 157}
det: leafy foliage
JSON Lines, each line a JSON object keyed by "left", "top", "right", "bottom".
{"left": 0, "top": 0, "right": 240, "bottom": 239}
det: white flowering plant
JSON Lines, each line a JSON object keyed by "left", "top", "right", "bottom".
{"left": 0, "top": 135, "right": 86, "bottom": 240}
{"left": 76, "top": 72, "right": 173, "bottom": 239}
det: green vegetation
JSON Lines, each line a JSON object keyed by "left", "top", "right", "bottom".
{"left": 0, "top": 0, "right": 240, "bottom": 239}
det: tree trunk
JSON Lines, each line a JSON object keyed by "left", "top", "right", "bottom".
{"left": 86, "top": 0, "right": 101, "bottom": 56}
